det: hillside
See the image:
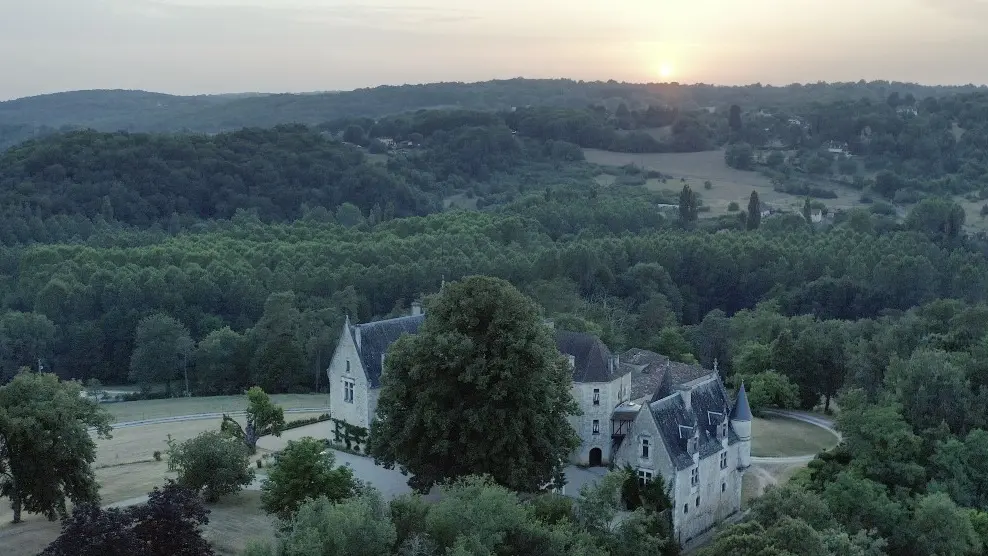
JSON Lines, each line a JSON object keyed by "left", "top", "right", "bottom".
{"left": 2, "top": 80, "right": 984, "bottom": 138}
{"left": 0, "top": 125, "right": 437, "bottom": 228}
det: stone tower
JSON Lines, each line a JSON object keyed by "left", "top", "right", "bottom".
{"left": 730, "top": 382, "right": 753, "bottom": 468}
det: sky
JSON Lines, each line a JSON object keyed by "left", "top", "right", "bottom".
{"left": 2, "top": 0, "right": 987, "bottom": 100}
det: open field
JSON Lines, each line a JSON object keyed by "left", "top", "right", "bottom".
{"left": 443, "top": 192, "right": 479, "bottom": 210}
{"left": 585, "top": 148, "right": 869, "bottom": 216}
{"left": 0, "top": 407, "right": 331, "bottom": 555}
{"left": 105, "top": 394, "right": 329, "bottom": 423}
{"left": 957, "top": 197, "right": 988, "bottom": 233}
{"left": 750, "top": 415, "right": 839, "bottom": 458}
{"left": 0, "top": 490, "right": 275, "bottom": 556}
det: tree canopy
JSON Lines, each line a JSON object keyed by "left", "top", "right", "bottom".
{"left": 0, "top": 372, "right": 112, "bottom": 523}
{"left": 369, "top": 276, "right": 580, "bottom": 493}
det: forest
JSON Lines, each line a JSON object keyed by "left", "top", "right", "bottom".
{"left": 4, "top": 78, "right": 988, "bottom": 554}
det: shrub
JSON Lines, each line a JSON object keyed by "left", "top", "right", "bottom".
{"left": 704, "top": 180, "right": 713, "bottom": 190}
{"left": 728, "top": 202, "right": 740, "bottom": 212}
{"left": 166, "top": 431, "right": 254, "bottom": 503}
{"left": 153, "top": 451, "right": 162, "bottom": 462}
{"left": 260, "top": 437, "right": 359, "bottom": 520}
{"left": 283, "top": 413, "right": 331, "bottom": 431}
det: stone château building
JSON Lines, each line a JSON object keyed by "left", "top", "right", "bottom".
{"left": 326, "top": 305, "right": 751, "bottom": 545}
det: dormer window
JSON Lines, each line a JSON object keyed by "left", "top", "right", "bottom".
{"left": 593, "top": 389, "right": 600, "bottom": 406}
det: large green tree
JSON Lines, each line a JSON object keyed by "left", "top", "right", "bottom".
{"left": 260, "top": 437, "right": 358, "bottom": 520}
{"left": 129, "top": 313, "right": 192, "bottom": 396}
{"left": 0, "top": 311, "right": 56, "bottom": 381}
{"left": 746, "top": 191, "right": 761, "bottom": 230}
{"left": 0, "top": 373, "right": 112, "bottom": 523}
{"left": 166, "top": 431, "right": 254, "bottom": 503}
{"left": 220, "top": 386, "right": 285, "bottom": 455}
{"left": 369, "top": 276, "right": 580, "bottom": 493}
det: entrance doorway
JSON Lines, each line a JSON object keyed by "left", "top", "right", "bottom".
{"left": 589, "top": 448, "right": 603, "bottom": 467}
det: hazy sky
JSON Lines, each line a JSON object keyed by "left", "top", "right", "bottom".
{"left": 2, "top": 0, "right": 987, "bottom": 100}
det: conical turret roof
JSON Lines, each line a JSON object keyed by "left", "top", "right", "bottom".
{"left": 730, "top": 382, "right": 752, "bottom": 422}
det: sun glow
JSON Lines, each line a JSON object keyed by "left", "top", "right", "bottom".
{"left": 658, "top": 62, "right": 674, "bottom": 80}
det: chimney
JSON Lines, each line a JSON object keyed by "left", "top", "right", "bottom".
{"left": 411, "top": 302, "right": 422, "bottom": 316}
{"left": 543, "top": 319, "right": 555, "bottom": 330}
{"left": 677, "top": 385, "right": 692, "bottom": 413}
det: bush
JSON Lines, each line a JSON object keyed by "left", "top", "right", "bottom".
{"left": 260, "top": 437, "right": 359, "bottom": 520}
{"left": 153, "top": 450, "right": 162, "bottom": 462}
{"left": 728, "top": 201, "right": 740, "bottom": 212}
{"left": 166, "top": 431, "right": 254, "bottom": 503}
{"left": 704, "top": 180, "right": 713, "bottom": 190}
{"left": 870, "top": 202, "right": 896, "bottom": 216}
{"left": 283, "top": 413, "right": 331, "bottom": 431}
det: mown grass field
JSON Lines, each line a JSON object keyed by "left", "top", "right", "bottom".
{"left": 105, "top": 393, "right": 329, "bottom": 423}
{"left": 750, "top": 416, "right": 839, "bottom": 458}
{"left": 0, "top": 400, "right": 332, "bottom": 556}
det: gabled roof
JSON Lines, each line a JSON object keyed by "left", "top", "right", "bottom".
{"left": 622, "top": 348, "right": 711, "bottom": 402}
{"left": 352, "top": 314, "right": 425, "bottom": 388}
{"left": 649, "top": 395, "right": 696, "bottom": 470}
{"left": 648, "top": 374, "right": 738, "bottom": 470}
{"left": 555, "top": 330, "right": 629, "bottom": 383}
{"left": 730, "top": 383, "right": 753, "bottom": 422}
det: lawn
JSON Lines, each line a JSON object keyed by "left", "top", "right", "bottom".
{"left": 105, "top": 393, "right": 329, "bottom": 423}
{"left": 0, "top": 490, "right": 276, "bottom": 556}
{"left": 750, "top": 416, "right": 839, "bottom": 458}
{"left": 583, "top": 148, "right": 869, "bottom": 217}
{"left": 0, "top": 411, "right": 334, "bottom": 555}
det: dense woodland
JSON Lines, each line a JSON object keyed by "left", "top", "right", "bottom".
{"left": 4, "top": 79, "right": 988, "bottom": 554}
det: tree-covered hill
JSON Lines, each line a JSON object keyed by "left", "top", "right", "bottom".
{"left": 3, "top": 80, "right": 984, "bottom": 138}
{"left": 0, "top": 125, "right": 438, "bottom": 227}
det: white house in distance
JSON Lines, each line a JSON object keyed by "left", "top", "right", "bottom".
{"left": 326, "top": 305, "right": 752, "bottom": 546}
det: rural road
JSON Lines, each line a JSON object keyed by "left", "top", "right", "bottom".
{"left": 750, "top": 409, "right": 841, "bottom": 465}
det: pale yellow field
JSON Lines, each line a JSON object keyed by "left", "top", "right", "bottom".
{"left": 0, "top": 408, "right": 330, "bottom": 555}
{"left": 585, "top": 148, "right": 869, "bottom": 216}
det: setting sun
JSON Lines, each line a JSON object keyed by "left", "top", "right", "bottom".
{"left": 658, "top": 62, "right": 674, "bottom": 80}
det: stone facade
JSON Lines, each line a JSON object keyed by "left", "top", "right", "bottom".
{"left": 325, "top": 310, "right": 751, "bottom": 546}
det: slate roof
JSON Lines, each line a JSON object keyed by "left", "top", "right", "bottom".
{"left": 555, "top": 330, "right": 630, "bottom": 383}
{"left": 352, "top": 314, "right": 425, "bottom": 388}
{"left": 649, "top": 395, "right": 697, "bottom": 470}
{"left": 730, "top": 383, "right": 753, "bottom": 422}
{"left": 621, "top": 348, "right": 711, "bottom": 402}
{"left": 648, "top": 374, "right": 738, "bottom": 470}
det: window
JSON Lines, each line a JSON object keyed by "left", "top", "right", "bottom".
{"left": 696, "top": 496, "right": 700, "bottom": 507}
{"left": 720, "top": 451, "right": 728, "bottom": 470}
{"left": 343, "top": 379, "right": 355, "bottom": 403}
{"left": 720, "top": 423, "right": 727, "bottom": 438}
{"left": 593, "top": 388, "right": 600, "bottom": 406}
{"left": 683, "top": 504, "right": 689, "bottom": 514}
{"left": 637, "top": 469, "right": 652, "bottom": 487}
{"left": 592, "top": 420, "right": 600, "bottom": 434}
{"left": 641, "top": 438, "right": 650, "bottom": 459}
{"left": 722, "top": 482, "right": 726, "bottom": 493}
{"left": 691, "top": 467, "right": 699, "bottom": 487}
{"left": 345, "top": 359, "right": 350, "bottom": 374}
